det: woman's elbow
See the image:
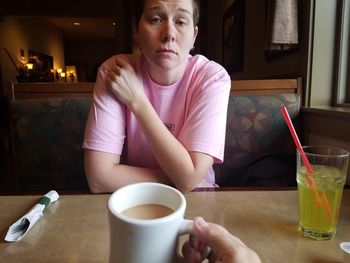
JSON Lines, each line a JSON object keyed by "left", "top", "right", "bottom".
{"left": 84, "top": 151, "right": 116, "bottom": 193}
{"left": 173, "top": 170, "right": 209, "bottom": 193}
{"left": 175, "top": 180, "right": 198, "bottom": 193}
{"left": 86, "top": 175, "right": 106, "bottom": 193}
{"left": 85, "top": 166, "right": 110, "bottom": 193}
{"left": 88, "top": 181, "right": 105, "bottom": 194}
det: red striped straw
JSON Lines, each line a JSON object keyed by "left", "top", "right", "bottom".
{"left": 281, "top": 107, "right": 313, "bottom": 173}
{"left": 281, "top": 106, "right": 333, "bottom": 220}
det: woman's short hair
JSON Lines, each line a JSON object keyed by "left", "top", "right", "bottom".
{"left": 133, "top": 0, "right": 200, "bottom": 27}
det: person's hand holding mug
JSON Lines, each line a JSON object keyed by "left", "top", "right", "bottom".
{"left": 182, "top": 217, "right": 261, "bottom": 263}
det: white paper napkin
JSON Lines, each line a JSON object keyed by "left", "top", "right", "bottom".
{"left": 5, "top": 190, "right": 59, "bottom": 242}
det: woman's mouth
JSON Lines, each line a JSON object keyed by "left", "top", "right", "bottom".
{"left": 156, "top": 48, "right": 177, "bottom": 55}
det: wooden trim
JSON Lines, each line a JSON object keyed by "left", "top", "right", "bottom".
{"left": 10, "top": 78, "right": 302, "bottom": 99}
{"left": 230, "top": 78, "right": 301, "bottom": 95}
{"left": 10, "top": 82, "right": 95, "bottom": 100}
{"left": 193, "top": 186, "right": 297, "bottom": 192}
{"left": 301, "top": 107, "right": 350, "bottom": 143}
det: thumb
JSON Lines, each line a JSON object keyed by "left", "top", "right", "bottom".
{"left": 194, "top": 217, "right": 241, "bottom": 253}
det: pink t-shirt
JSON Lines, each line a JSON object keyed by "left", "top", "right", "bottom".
{"left": 83, "top": 54, "right": 230, "bottom": 187}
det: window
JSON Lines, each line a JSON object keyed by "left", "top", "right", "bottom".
{"left": 334, "top": 0, "right": 350, "bottom": 106}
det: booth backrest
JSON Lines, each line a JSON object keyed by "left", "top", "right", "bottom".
{"left": 214, "top": 93, "right": 300, "bottom": 187}
{"left": 8, "top": 78, "right": 301, "bottom": 191}
{"left": 9, "top": 98, "right": 91, "bottom": 191}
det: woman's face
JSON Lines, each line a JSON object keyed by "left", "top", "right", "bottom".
{"left": 134, "top": 0, "right": 198, "bottom": 71}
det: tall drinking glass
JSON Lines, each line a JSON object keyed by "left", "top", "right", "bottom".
{"left": 297, "top": 146, "right": 349, "bottom": 240}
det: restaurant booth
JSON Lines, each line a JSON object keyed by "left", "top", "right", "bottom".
{"left": 1, "top": 0, "right": 350, "bottom": 262}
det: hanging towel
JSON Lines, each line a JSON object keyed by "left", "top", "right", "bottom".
{"left": 266, "top": 0, "right": 298, "bottom": 51}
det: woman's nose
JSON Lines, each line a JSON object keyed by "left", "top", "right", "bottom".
{"left": 161, "top": 21, "right": 175, "bottom": 42}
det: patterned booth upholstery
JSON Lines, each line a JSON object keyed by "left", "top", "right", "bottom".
{"left": 9, "top": 98, "right": 91, "bottom": 191}
{"left": 214, "top": 93, "right": 300, "bottom": 187}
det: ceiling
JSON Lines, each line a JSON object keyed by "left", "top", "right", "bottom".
{"left": 1, "top": 0, "right": 125, "bottom": 40}
{"left": 45, "top": 17, "right": 117, "bottom": 39}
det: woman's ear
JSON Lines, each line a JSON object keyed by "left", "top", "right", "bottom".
{"left": 132, "top": 22, "right": 139, "bottom": 45}
{"left": 192, "top": 26, "right": 199, "bottom": 46}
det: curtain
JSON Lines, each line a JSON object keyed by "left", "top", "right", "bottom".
{"left": 265, "top": 0, "right": 299, "bottom": 51}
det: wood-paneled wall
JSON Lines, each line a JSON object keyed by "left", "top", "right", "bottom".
{"left": 9, "top": 83, "right": 94, "bottom": 100}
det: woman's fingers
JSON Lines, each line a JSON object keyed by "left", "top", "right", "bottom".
{"left": 182, "top": 239, "right": 203, "bottom": 263}
{"left": 190, "top": 234, "right": 208, "bottom": 255}
{"left": 113, "top": 54, "right": 134, "bottom": 71}
{"left": 192, "top": 217, "right": 261, "bottom": 263}
{"left": 99, "top": 54, "right": 144, "bottom": 109}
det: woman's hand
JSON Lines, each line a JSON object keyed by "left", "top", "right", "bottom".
{"left": 101, "top": 54, "right": 145, "bottom": 110}
{"left": 182, "top": 217, "right": 261, "bottom": 263}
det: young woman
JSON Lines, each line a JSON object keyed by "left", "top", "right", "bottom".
{"left": 83, "top": 0, "right": 230, "bottom": 193}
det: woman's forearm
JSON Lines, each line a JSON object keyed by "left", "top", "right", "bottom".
{"left": 84, "top": 150, "right": 171, "bottom": 193}
{"left": 131, "top": 97, "right": 213, "bottom": 192}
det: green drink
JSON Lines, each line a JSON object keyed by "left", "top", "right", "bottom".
{"left": 297, "top": 165, "right": 344, "bottom": 239}
{"left": 297, "top": 146, "right": 349, "bottom": 240}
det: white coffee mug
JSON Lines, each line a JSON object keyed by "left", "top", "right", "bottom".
{"left": 108, "top": 182, "right": 194, "bottom": 263}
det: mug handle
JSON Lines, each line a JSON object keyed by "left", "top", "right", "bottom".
{"left": 176, "top": 219, "right": 211, "bottom": 262}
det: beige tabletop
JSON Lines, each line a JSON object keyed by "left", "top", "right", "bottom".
{"left": 0, "top": 190, "right": 349, "bottom": 262}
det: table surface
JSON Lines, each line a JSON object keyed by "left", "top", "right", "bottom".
{"left": 1, "top": 189, "right": 349, "bottom": 262}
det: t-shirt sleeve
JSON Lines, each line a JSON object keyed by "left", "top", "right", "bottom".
{"left": 82, "top": 67, "right": 126, "bottom": 155}
{"left": 179, "top": 62, "right": 230, "bottom": 163}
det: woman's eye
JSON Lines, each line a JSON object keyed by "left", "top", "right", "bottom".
{"left": 150, "top": 17, "right": 161, "bottom": 24}
{"left": 175, "top": 18, "right": 189, "bottom": 26}
{"left": 176, "top": 20, "right": 186, "bottom": 26}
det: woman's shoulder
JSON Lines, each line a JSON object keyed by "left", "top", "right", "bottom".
{"left": 101, "top": 53, "right": 141, "bottom": 70}
{"left": 188, "top": 54, "right": 230, "bottom": 82}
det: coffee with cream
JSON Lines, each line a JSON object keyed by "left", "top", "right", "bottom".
{"left": 122, "top": 204, "right": 174, "bottom": 219}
